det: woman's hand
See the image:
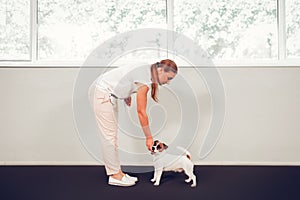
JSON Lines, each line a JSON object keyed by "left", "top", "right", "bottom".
{"left": 124, "top": 96, "right": 131, "bottom": 106}
{"left": 146, "top": 137, "right": 153, "bottom": 151}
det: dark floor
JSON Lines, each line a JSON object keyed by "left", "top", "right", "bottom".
{"left": 0, "top": 165, "right": 299, "bottom": 200}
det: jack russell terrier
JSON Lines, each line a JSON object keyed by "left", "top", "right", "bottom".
{"left": 150, "top": 140, "right": 197, "bottom": 187}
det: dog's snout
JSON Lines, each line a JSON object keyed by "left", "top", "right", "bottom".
{"left": 152, "top": 147, "right": 155, "bottom": 151}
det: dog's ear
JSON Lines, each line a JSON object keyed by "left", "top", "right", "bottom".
{"left": 154, "top": 140, "right": 159, "bottom": 146}
{"left": 163, "top": 143, "right": 168, "bottom": 150}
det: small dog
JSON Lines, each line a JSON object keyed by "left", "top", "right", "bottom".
{"left": 150, "top": 140, "right": 197, "bottom": 187}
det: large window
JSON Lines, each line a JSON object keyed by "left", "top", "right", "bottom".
{"left": 286, "top": 0, "right": 300, "bottom": 58}
{"left": 0, "top": 0, "right": 299, "bottom": 65}
{"left": 0, "top": 0, "right": 30, "bottom": 60}
{"left": 174, "top": 0, "right": 277, "bottom": 59}
{"left": 38, "top": 0, "right": 166, "bottom": 60}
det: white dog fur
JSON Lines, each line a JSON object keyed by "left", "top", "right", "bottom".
{"left": 150, "top": 140, "right": 197, "bottom": 187}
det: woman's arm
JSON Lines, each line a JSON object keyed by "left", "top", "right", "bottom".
{"left": 136, "top": 85, "right": 153, "bottom": 151}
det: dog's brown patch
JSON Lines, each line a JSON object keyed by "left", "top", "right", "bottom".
{"left": 158, "top": 143, "right": 164, "bottom": 152}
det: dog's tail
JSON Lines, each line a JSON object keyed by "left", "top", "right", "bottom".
{"left": 176, "top": 146, "right": 191, "bottom": 160}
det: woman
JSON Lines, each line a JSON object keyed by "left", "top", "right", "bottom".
{"left": 89, "top": 59, "right": 178, "bottom": 186}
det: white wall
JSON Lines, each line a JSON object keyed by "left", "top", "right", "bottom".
{"left": 0, "top": 67, "right": 300, "bottom": 165}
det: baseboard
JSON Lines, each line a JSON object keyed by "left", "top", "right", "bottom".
{"left": 1, "top": 161, "right": 300, "bottom": 166}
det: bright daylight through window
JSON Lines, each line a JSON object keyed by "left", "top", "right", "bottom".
{"left": 0, "top": 0, "right": 299, "bottom": 63}
{"left": 286, "top": 0, "right": 300, "bottom": 58}
{"left": 0, "top": 0, "right": 30, "bottom": 60}
{"left": 175, "top": 0, "right": 277, "bottom": 59}
{"left": 38, "top": 0, "right": 166, "bottom": 60}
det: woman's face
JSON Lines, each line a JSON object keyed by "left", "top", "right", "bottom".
{"left": 157, "top": 67, "right": 177, "bottom": 85}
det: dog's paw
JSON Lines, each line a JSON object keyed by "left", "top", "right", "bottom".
{"left": 185, "top": 178, "right": 191, "bottom": 183}
{"left": 150, "top": 178, "right": 155, "bottom": 182}
{"left": 191, "top": 183, "right": 197, "bottom": 187}
{"left": 153, "top": 182, "right": 160, "bottom": 186}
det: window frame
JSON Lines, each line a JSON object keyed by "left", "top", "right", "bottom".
{"left": 0, "top": 0, "right": 299, "bottom": 67}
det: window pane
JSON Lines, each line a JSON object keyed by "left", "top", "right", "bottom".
{"left": 174, "top": 0, "right": 277, "bottom": 59}
{"left": 286, "top": 0, "right": 300, "bottom": 58}
{"left": 0, "top": 0, "right": 30, "bottom": 60}
{"left": 38, "top": 0, "right": 167, "bottom": 60}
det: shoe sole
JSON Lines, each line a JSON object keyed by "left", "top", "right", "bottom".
{"left": 108, "top": 182, "right": 136, "bottom": 187}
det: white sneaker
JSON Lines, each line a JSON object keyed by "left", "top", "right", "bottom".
{"left": 125, "top": 174, "right": 138, "bottom": 182}
{"left": 108, "top": 175, "right": 136, "bottom": 187}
